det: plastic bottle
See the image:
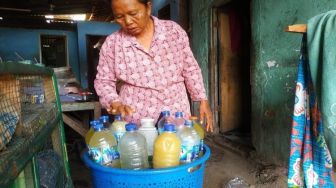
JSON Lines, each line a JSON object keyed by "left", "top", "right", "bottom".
{"left": 153, "top": 123, "right": 181, "bottom": 169}
{"left": 177, "top": 120, "right": 200, "bottom": 163}
{"left": 110, "top": 114, "right": 127, "bottom": 143}
{"left": 100, "top": 115, "right": 110, "bottom": 128}
{"left": 157, "top": 111, "right": 174, "bottom": 134}
{"left": 190, "top": 116, "right": 205, "bottom": 156}
{"left": 87, "top": 122, "right": 119, "bottom": 167}
{"left": 138, "top": 118, "right": 158, "bottom": 156}
{"left": 174, "top": 111, "right": 185, "bottom": 133}
{"left": 118, "top": 123, "right": 149, "bottom": 170}
{"left": 85, "top": 120, "right": 100, "bottom": 145}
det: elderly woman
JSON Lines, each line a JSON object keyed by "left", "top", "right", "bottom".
{"left": 94, "top": 0, "right": 213, "bottom": 131}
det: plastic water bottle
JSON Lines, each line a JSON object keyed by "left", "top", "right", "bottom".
{"left": 190, "top": 116, "right": 205, "bottom": 156}
{"left": 100, "top": 115, "right": 110, "bottom": 128}
{"left": 177, "top": 120, "right": 200, "bottom": 163}
{"left": 110, "top": 114, "right": 127, "bottom": 143}
{"left": 87, "top": 123, "right": 119, "bottom": 167}
{"left": 157, "top": 111, "right": 174, "bottom": 134}
{"left": 85, "top": 120, "right": 100, "bottom": 145}
{"left": 118, "top": 123, "right": 149, "bottom": 170}
{"left": 174, "top": 111, "right": 185, "bottom": 132}
{"left": 153, "top": 123, "right": 181, "bottom": 169}
{"left": 138, "top": 118, "right": 158, "bottom": 156}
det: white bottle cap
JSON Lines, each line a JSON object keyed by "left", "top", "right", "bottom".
{"left": 140, "top": 118, "right": 155, "bottom": 128}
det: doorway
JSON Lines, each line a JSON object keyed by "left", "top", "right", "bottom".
{"left": 40, "top": 35, "right": 67, "bottom": 68}
{"left": 211, "top": 1, "right": 251, "bottom": 133}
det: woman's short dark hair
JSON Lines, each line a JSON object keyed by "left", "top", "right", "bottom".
{"left": 138, "top": 0, "right": 150, "bottom": 5}
{"left": 110, "top": 0, "right": 150, "bottom": 5}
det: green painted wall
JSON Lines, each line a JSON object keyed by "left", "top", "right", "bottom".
{"left": 191, "top": 0, "right": 336, "bottom": 164}
{"left": 251, "top": 0, "right": 336, "bottom": 164}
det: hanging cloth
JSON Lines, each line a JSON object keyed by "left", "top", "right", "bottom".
{"left": 287, "top": 37, "right": 334, "bottom": 187}
{"left": 308, "top": 10, "right": 336, "bottom": 161}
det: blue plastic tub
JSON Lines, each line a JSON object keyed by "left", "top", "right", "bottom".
{"left": 82, "top": 145, "right": 211, "bottom": 188}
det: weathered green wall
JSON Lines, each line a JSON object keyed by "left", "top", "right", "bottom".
{"left": 251, "top": 0, "right": 336, "bottom": 164}
{"left": 191, "top": 0, "right": 336, "bottom": 165}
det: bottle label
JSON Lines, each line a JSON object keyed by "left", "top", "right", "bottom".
{"left": 88, "top": 145, "right": 119, "bottom": 165}
{"left": 113, "top": 131, "right": 126, "bottom": 143}
{"left": 158, "top": 127, "right": 164, "bottom": 134}
{"left": 180, "top": 144, "right": 200, "bottom": 163}
{"left": 199, "top": 139, "right": 204, "bottom": 153}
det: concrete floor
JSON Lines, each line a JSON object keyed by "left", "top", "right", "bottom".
{"left": 67, "top": 131, "right": 287, "bottom": 188}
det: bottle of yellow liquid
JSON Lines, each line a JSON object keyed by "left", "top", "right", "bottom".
{"left": 87, "top": 123, "right": 120, "bottom": 167}
{"left": 110, "top": 114, "right": 127, "bottom": 144}
{"left": 85, "top": 120, "right": 100, "bottom": 145}
{"left": 153, "top": 124, "right": 181, "bottom": 169}
{"left": 190, "top": 116, "right": 205, "bottom": 156}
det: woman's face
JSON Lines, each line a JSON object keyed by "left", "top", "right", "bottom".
{"left": 112, "top": 0, "right": 152, "bottom": 36}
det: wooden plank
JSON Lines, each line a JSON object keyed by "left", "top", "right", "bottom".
{"left": 61, "top": 101, "right": 97, "bottom": 112}
{"left": 285, "top": 24, "right": 307, "bottom": 33}
{"left": 218, "top": 10, "right": 243, "bottom": 132}
{"left": 209, "top": 8, "right": 220, "bottom": 134}
{"left": 93, "top": 102, "right": 101, "bottom": 119}
{"left": 62, "top": 113, "right": 88, "bottom": 137}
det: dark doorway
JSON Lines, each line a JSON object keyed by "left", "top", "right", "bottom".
{"left": 40, "top": 35, "right": 67, "bottom": 68}
{"left": 158, "top": 4, "right": 171, "bottom": 20}
{"left": 211, "top": 1, "right": 251, "bottom": 133}
{"left": 86, "top": 35, "right": 107, "bottom": 96}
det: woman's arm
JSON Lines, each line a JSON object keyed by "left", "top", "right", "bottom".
{"left": 179, "top": 28, "right": 214, "bottom": 132}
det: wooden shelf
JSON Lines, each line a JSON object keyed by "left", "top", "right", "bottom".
{"left": 285, "top": 24, "right": 307, "bottom": 33}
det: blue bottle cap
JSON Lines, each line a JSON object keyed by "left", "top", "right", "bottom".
{"left": 93, "top": 123, "right": 104, "bottom": 132}
{"left": 162, "top": 110, "right": 170, "bottom": 116}
{"left": 184, "top": 120, "right": 192, "bottom": 127}
{"left": 175, "top": 111, "right": 183, "bottom": 118}
{"left": 164, "top": 123, "right": 175, "bottom": 132}
{"left": 114, "top": 114, "right": 122, "bottom": 121}
{"left": 90, "top": 120, "right": 100, "bottom": 127}
{"left": 125, "top": 123, "right": 137, "bottom": 131}
{"left": 100, "top": 115, "right": 109, "bottom": 123}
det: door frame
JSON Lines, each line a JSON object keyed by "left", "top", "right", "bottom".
{"left": 209, "top": 8, "right": 220, "bottom": 134}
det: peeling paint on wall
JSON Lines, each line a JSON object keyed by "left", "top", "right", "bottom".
{"left": 266, "top": 60, "right": 277, "bottom": 68}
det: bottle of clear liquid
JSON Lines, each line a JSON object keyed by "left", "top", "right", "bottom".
{"left": 87, "top": 122, "right": 119, "bottom": 167}
{"left": 190, "top": 116, "right": 205, "bottom": 156}
{"left": 118, "top": 123, "right": 149, "bottom": 170}
{"left": 85, "top": 120, "right": 100, "bottom": 145}
{"left": 177, "top": 120, "right": 200, "bottom": 163}
{"left": 138, "top": 118, "right": 158, "bottom": 157}
{"left": 100, "top": 115, "right": 110, "bottom": 128}
{"left": 153, "top": 123, "right": 181, "bottom": 169}
{"left": 174, "top": 111, "right": 185, "bottom": 133}
{"left": 157, "top": 111, "right": 174, "bottom": 134}
{"left": 110, "top": 114, "right": 127, "bottom": 143}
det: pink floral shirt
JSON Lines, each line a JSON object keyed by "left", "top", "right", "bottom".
{"left": 94, "top": 16, "right": 207, "bottom": 124}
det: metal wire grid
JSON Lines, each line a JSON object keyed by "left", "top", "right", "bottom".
{"left": 0, "top": 74, "right": 57, "bottom": 139}
{"left": 0, "top": 75, "right": 20, "bottom": 151}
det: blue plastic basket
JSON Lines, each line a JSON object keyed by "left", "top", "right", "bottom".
{"left": 82, "top": 145, "right": 211, "bottom": 188}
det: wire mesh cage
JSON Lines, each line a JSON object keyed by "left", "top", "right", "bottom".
{"left": 0, "top": 74, "right": 58, "bottom": 150}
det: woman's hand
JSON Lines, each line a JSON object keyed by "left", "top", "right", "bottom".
{"left": 199, "top": 100, "right": 213, "bottom": 132}
{"left": 107, "top": 101, "right": 135, "bottom": 117}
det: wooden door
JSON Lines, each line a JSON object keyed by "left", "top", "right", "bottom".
{"left": 217, "top": 9, "right": 244, "bottom": 132}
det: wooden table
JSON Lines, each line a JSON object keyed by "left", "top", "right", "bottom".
{"left": 61, "top": 101, "right": 101, "bottom": 137}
